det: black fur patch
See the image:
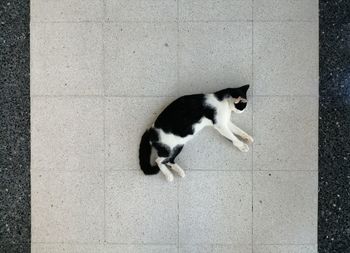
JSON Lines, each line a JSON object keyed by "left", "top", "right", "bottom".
{"left": 148, "top": 128, "right": 170, "bottom": 158}
{"left": 148, "top": 128, "right": 159, "bottom": 143}
{"left": 214, "top": 85, "right": 250, "bottom": 101}
{"left": 235, "top": 101, "right": 247, "bottom": 111}
{"left": 154, "top": 94, "right": 216, "bottom": 137}
{"left": 139, "top": 130, "right": 160, "bottom": 175}
{"left": 168, "top": 145, "right": 184, "bottom": 164}
{"left": 153, "top": 142, "right": 170, "bottom": 157}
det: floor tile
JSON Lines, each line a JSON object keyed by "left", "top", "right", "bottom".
{"left": 253, "top": 0, "right": 318, "bottom": 21}
{"left": 31, "top": 97, "right": 104, "bottom": 171}
{"left": 31, "top": 0, "right": 103, "bottom": 22}
{"left": 105, "top": 0, "right": 177, "bottom": 21}
{"left": 180, "top": 244, "right": 252, "bottom": 253}
{"left": 105, "top": 171, "right": 178, "bottom": 243}
{"left": 179, "top": 22, "right": 252, "bottom": 95}
{"left": 179, "top": 171, "right": 252, "bottom": 244}
{"left": 104, "top": 23, "right": 177, "bottom": 96}
{"left": 253, "top": 171, "right": 318, "bottom": 244}
{"left": 32, "top": 243, "right": 104, "bottom": 253}
{"left": 31, "top": 171, "right": 104, "bottom": 243}
{"left": 105, "top": 97, "right": 173, "bottom": 170}
{"left": 32, "top": 244, "right": 177, "bottom": 253}
{"left": 105, "top": 245, "right": 178, "bottom": 253}
{"left": 253, "top": 22, "right": 318, "bottom": 96}
{"left": 179, "top": 0, "right": 252, "bottom": 21}
{"left": 253, "top": 244, "right": 317, "bottom": 253}
{"left": 31, "top": 23, "right": 103, "bottom": 95}
{"left": 177, "top": 104, "right": 252, "bottom": 170}
{"left": 253, "top": 96, "right": 318, "bottom": 171}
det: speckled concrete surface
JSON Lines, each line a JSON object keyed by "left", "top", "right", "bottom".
{"left": 0, "top": 0, "right": 30, "bottom": 252}
{"left": 30, "top": 0, "right": 319, "bottom": 252}
{"left": 319, "top": 1, "right": 350, "bottom": 253}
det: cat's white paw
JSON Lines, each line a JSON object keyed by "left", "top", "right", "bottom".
{"left": 178, "top": 170, "right": 186, "bottom": 178}
{"left": 165, "top": 173, "right": 174, "bottom": 182}
{"left": 236, "top": 142, "right": 249, "bottom": 152}
{"left": 169, "top": 164, "right": 186, "bottom": 178}
{"left": 243, "top": 135, "right": 254, "bottom": 144}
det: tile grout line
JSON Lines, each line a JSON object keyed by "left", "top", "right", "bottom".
{"left": 102, "top": 0, "right": 107, "bottom": 245}
{"left": 176, "top": 0, "right": 181, "bottom": 98}
{"left": 31, "top": 94, "right": 321, "bottom": 98}
{"left": 31, "top": 20, "right": 318, "bottom": 24}
{"left": 103, "top": 100, "right": 107, "bottom": 244}
{"left": 251, "top": 1, "right": 254, "bottom": 252}
{"left": 31, "top": 242, "right": 316, "bottom": 246}
{"left": 32, "top": 169, "right": 319, "bottom": 173}
{"left": 176, "top": 1, "right": 180, "bottom": 252}
{"left": 177, "top": 182, "right": 180, "bottom": 253}
{"left": 103, "top": 99, "right": 107, "bottom": 245}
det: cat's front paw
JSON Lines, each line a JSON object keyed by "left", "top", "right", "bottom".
{"left": 243, "top": 135, "right": 254, "bottom": 144}
{"left": 236, "top": 142, "right": 249, "bottom": 152}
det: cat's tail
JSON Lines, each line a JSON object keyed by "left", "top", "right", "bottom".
{"left": 139, "top": 129, "right": 160, "bottom": 175}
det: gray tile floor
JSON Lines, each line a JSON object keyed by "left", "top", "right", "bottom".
{"left": 31, "top": 0, "right": 318, "bottom": 252}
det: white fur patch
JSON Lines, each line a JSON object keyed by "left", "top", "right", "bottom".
{"left": 156, "top": 118, "right": 212, "bottom": 149}
{"left": 205, "top": 94, "right": 231, "bottom": 124}
{"left": 168, "top": 163, "right": 186, "bottom": 178}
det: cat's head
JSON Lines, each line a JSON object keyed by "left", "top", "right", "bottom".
{"left": 231, "top": 84, "right": 249, "bottom": 114}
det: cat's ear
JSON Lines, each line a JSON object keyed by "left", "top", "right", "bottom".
{"left": 239, "top": 84, "right": 250, "bottom": 94}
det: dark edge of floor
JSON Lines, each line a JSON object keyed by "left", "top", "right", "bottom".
{"left": 0, "top": 0, "right": 31, "bottom": 253}
{"left": 319, "top": 1, "right": 350, "bottom": 252}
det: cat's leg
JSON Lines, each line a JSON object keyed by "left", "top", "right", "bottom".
{"left": 215, "top": 125, "right": 249, "bottom": 152}
{"left": 228, "top": 121, "right": 254, "bottom": 144}
{"left": 168, "top": 163, "right": 186, "bottom": 178}
{"left": 166, "top": 145, "right": 185, "bottom": 177}
{"left": 156, "top": 157, "right": 174, "bottom": 182}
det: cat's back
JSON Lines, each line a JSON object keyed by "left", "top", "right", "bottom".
{"left": 155, "top": 94, "right": 206, "bottom": 125}
{"left": 159, "top": 94, "right": 205, "bottom": 116}
{"left": 154, "top": 94, "right": 215, "bottom": 137}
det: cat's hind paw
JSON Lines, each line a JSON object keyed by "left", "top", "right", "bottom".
{"left": 236, "top": 142, "right": 249, "bottom": 152}
{"left": 169, "top": 164, "right": 186, "bottom": 178}
{"left": 178, "top": 170, "right": 186, "bottom": 178}
{"left": 165, "top": 173, "right": 174, "bottom": 182}
{"left": 243, "top": 135, "right": 254, "bottom": 144}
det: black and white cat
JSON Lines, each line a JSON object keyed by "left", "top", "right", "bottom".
{"left": 139, "top": 85, "right": 253, "bottom": 182}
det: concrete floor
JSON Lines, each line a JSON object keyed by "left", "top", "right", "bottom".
{"left": 30, "top": 0, "right": 319, "bottom": 252}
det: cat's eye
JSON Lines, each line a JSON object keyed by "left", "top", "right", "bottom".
{"left": 234, "top": 98, "right": 248, "bottom": 104}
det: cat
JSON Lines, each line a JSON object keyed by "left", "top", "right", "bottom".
{"left": 139, "top": 85, "right": 253, "bottom": 182}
